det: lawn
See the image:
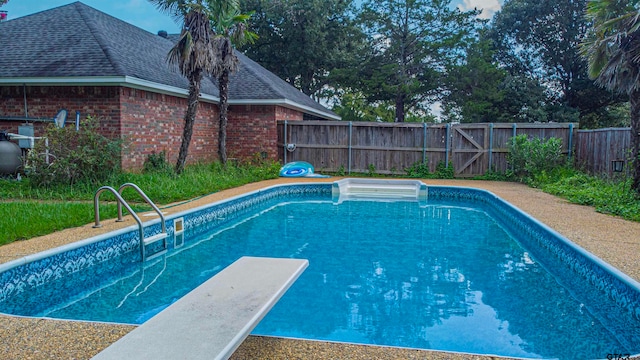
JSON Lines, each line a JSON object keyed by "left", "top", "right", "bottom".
{"left": 0, "top": 161, "right": 281, "bottom": 246}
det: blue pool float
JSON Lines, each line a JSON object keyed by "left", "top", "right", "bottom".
{"left": 279, "top": 161, "right": 330, "bottom": 178}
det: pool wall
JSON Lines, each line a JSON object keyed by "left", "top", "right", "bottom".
{"left": 1, "top": 182, "right": 639, "bottom": 323}
{"left": 428, "top": 186, "right": 640, "bottom": 322}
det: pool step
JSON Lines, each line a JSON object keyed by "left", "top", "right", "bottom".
{"left": 332, "top": 178, "right": 428, "bottom": 205}
{"left": 143, "top": 232, "right": 168, "bottom": 246}
{"left": 143, "top": 232, "right": 168, "bottom": 261}
{"left": 92, "top": 256, "right": 308, "bottom": 360}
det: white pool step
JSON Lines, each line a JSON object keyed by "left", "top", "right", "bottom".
{"left": 92, "top": 256, "right": 308, "bottom": 360}
{"left": 332, "top": 178, "right": 428, "bottom": 205}
{"left": 142, "top": 232, "right": 168, "bottom": 246}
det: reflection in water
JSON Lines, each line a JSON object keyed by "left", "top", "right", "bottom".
{"left": 252, "top": 201, "right": 637, "bottom": 360}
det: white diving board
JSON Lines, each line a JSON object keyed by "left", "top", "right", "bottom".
{"left": 92, "top": 256, "right": 309, "bottom": 360}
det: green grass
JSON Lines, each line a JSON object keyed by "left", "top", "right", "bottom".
{"left": 0, "top": 161, "right": 281, "bottom": 245}
{"left": 536, "top": 171, "right": 640, "bottom": 222}
{"left": 0, "top": 202, "right": 121, "bottom": 246}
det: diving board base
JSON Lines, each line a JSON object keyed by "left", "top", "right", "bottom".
{"left": 92, "top": 256, "right": 308, "bottom": 360}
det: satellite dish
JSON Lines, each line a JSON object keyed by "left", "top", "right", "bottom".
{"left": 54, "top": 109, "right": 68, "bottom": 128}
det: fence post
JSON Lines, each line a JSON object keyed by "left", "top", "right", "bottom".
{"left": 568, "top": 123, "right": 574, "bottom": 161}
{"left": 488, "top": 123, "right": 494, "bottom": 172}
{"left": 348, "top": 121, "right": 353, "bottom": 174}
{"left": 511, "top": 123, "right": 517, "bottom": 172}
{"left": 445, "top": 123, "right": 451, "bottom": 167}
{"left": 283, "top": 120, "right": 288, "bottom": 164}
{"left": 422, "top": 122, "right": 427, "bottom": 164}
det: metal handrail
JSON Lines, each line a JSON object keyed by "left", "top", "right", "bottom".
{"left": 117, "top": 183, "right": 166, "bottom": 234}
{"left": 93, "top": 186, "right": 145, "bottom": 258}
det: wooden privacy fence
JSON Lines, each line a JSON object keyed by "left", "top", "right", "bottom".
{"left": 277, "top": 121, "right": 577, "bottom": 177}
{"left": 575, "top": 127, "right": 632, "bottom": 177}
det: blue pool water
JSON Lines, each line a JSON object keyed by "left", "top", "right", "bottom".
{"left": 1, "top": 185, "right": 639, "bottom": 360}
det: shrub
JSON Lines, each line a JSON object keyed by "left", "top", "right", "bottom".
{"left": 434, "top": 161, "right": 455, "bottom": 179}
{"left": 405, "top": 161, "right": 430, "bottom": 178}
{"left": 507, "top": 134, "right": 564, "bottom": 182}
{"left": 367, "top": 164, "right": 376, "bottom": 177}
{"left": 405, "top": 160, "right": 454, "bottom": 179}
{"left": 27, "top": 117, "right": 123, "bottom": 187}
{"left": 143, "top": 151, "right": 172, "bottom": 173}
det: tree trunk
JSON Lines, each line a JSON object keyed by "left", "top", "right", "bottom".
{"left": 630, "top": 90, "right": 640, "bottom": 193}
{"left": 175, "top": 70, "right": 203, "bottom": 174}
{"left": 218, "top": 69, "right": 230, "bottom": 165}
{"left": 395, "top": 92, "right": 405, "bottom": 123}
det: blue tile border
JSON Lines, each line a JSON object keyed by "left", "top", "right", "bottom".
{"left": 1, "top": 181, "right": 639, "bottom": 325}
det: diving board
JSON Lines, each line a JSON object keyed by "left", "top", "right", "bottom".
{"left": 92, "top": 256, "right": 308, "bottom": 360}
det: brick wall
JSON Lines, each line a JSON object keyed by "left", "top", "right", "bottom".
{"left": 1, "top": 85, "right": 306, "bottom": 171}
{"left": 227, "top": 104, "right": 303, "bottom": 160}
{"left": 119, "top": 88, "right": 219, "bottom": 169}
{"left": 0, "top": 85, "right": 121, "bottom": 136}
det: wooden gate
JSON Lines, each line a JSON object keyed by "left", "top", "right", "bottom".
{"left": 451, "top": 124, "right": 490, "bottom": 177}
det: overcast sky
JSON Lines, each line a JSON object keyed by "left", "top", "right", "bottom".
{"left": 2, "top": 0, "right": 502, "bottom": 34}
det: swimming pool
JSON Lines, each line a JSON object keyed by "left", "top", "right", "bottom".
{"left": 1, "top": 181, "right": 639, "bottom": 359}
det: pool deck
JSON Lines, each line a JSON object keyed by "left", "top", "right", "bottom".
{"left": 1, "top": 178, "right": 640, "bottom": 359}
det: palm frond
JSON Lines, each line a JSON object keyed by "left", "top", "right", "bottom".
{"left": 583, "top": 0, "right": 640, "bottom": 94}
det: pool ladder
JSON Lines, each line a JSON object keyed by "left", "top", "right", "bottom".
{"left": 93, "top": 183, "right": 168, "bottom": 261}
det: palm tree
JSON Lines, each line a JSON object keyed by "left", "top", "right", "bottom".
{"left": 209, "top": 2, "right": 257, "bottom": 165}
{"left": 149, "top": 0, "right": 218, "bottom": 174}
{"left": 582, "top": 0, "right": 640, "bottom": 193}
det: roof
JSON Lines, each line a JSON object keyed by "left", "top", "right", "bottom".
{"left": 0, "top": 2, "right": 338, "bottom": 120}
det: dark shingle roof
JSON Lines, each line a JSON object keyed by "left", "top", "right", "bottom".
{"left": 0, "top": 2, "right": 337, "bottom": 119}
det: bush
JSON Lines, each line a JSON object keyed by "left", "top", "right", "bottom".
{"left": 405, "top": 161, "right": 430, "bottom": 178}
{"left": 434, "top": 161, "right": 455, "bottom": 179}
{"left": 143, "top": 150, "right": 172, "bottom": 173}
{"left": 27, "top": 117, "right": 123, "bottom": 187}
{"left": 507, "top": 134, "right": 564, "bottom": 183}
{"left": 405, "top": 160, "right": 454, "bottom": 179}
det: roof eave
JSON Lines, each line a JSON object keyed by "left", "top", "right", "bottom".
{"left": 229, "top": 99, "right": 341, "bottom": 121}
{"left": 0, "top": 76, "right": 219, "bottom": 103}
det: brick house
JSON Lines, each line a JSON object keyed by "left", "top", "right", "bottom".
{"left": 0, "top": 2, "right": 338, "bottom": 170}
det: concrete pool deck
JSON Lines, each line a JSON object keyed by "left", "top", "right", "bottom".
{"left": 1, "top": 178, "right": 640, "bottom": 359}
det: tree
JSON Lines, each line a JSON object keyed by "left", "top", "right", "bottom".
{"left": 356, "top": 0, "right": 481, "bottom": 122}
{"left": 582, "top": 0, "right": 640, "bottom": 193}
{"left": 444, "top": 39, "right": 507, "bottom": 123}
{"left": 241, "top": 0, "right": 363, "bottom": 99}
{"left": 209, "top": 2, "right": 257, "bottom": 165}
{"left": 149, "top": 0, "right": 218, "bottom": 174}
{"left": 490, "top": 0, "right": 623, "bottom": 124}
{"left": 443, "top": 38, "right": 549, "bottom": 123}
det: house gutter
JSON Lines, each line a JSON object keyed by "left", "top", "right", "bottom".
{"left": 229, "top": 99, "right": 341, "bottom": 121}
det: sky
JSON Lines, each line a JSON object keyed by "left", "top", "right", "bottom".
{"left": 1, "top": 0, "right": 503, "bottom": 35}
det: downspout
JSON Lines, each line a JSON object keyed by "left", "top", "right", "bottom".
{"left": 23, "top": 84, "right": 28, "bottom": 118}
